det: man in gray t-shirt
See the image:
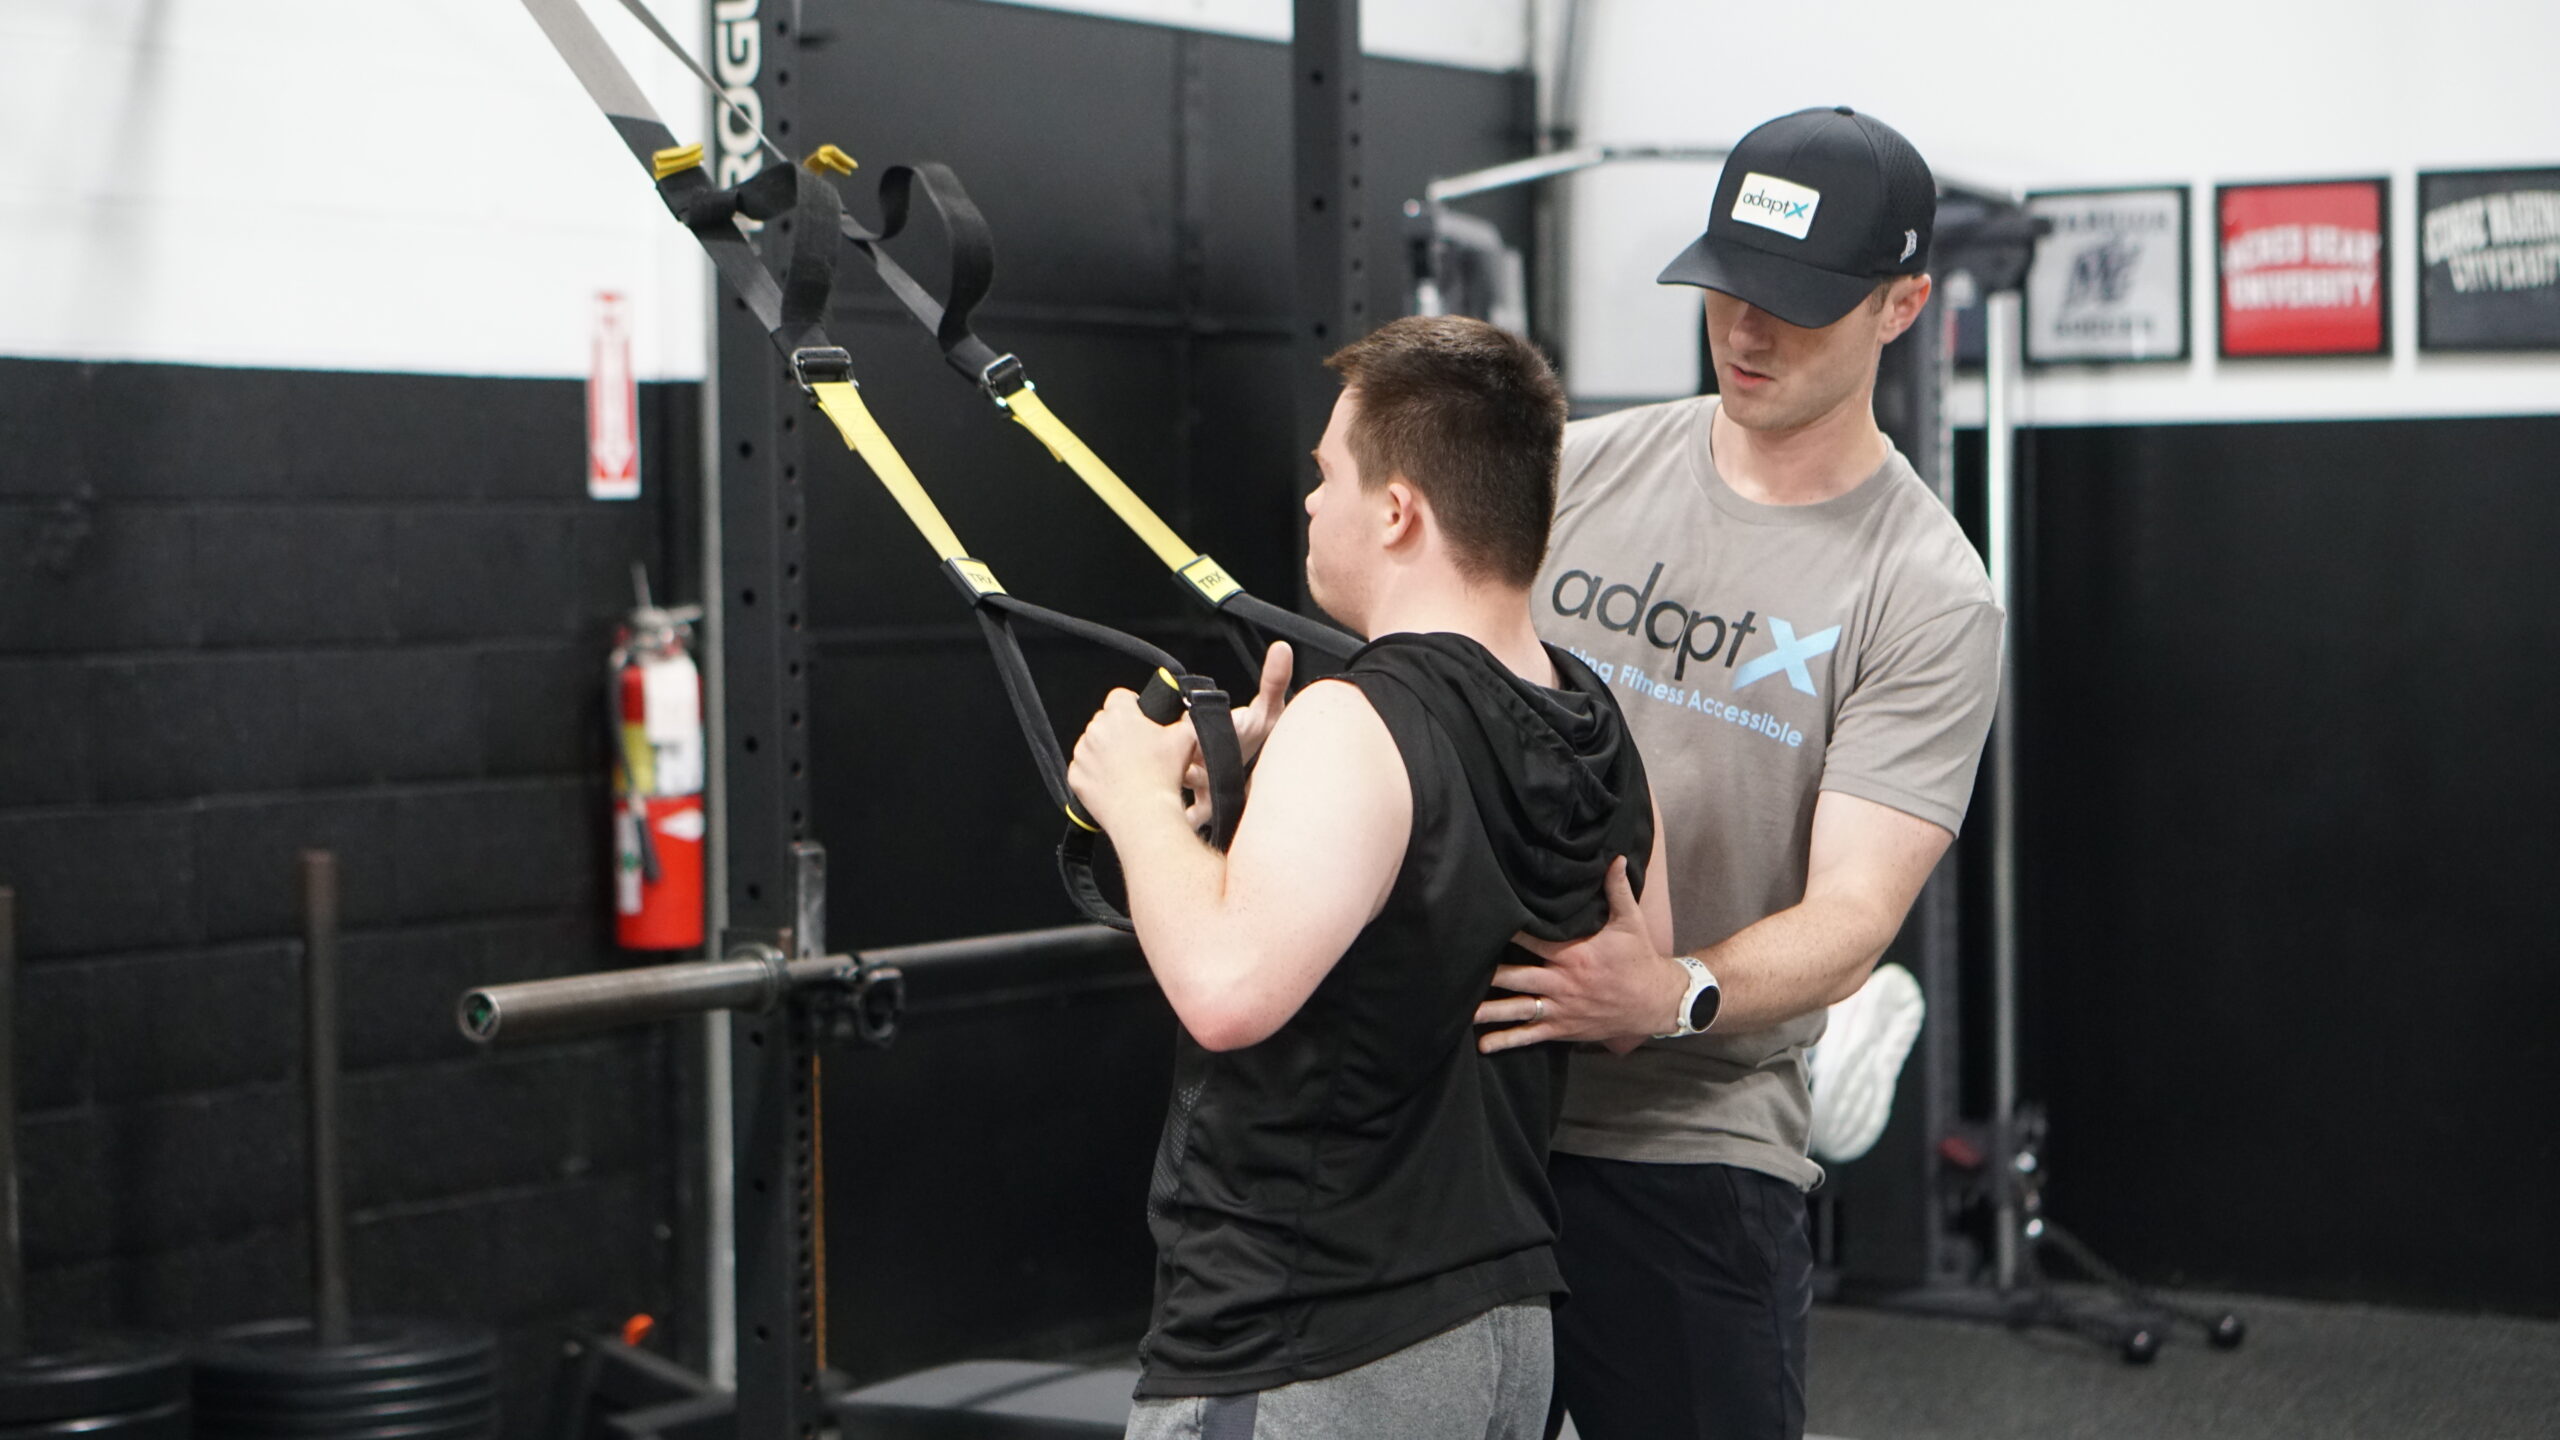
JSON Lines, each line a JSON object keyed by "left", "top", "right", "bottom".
{"left": 1473, "top": 108, "right": 2001, "bottom": 1440}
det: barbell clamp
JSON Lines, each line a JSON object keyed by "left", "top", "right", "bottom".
{"left": 795, "top": 956, "right": 906, "bottom": 1049}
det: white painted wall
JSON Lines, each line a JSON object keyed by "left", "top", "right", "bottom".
{"left": 0, "top": 0, "right": 1520, "bottom": 380}
{"left": 0, "top": 0, "right": 715, "bottom": 379}
{"left": 1560, "top": 0, "right": 2560, "bottom": 423}
{"left": 981, "top": 0, "right": 1531, "bottom": 71}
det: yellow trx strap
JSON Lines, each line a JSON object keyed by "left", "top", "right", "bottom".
{"left": 803, "top": 379, "right": 1005, "bottom": 598}
{"left": 999, "top": 386, "right": 1243, "bottom": 606}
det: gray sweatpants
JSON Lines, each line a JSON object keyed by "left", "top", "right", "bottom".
{"left": 1124, "top": 1301, "right": 1552, "bottom": 1440}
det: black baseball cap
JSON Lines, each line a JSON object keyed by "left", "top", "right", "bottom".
{"left": 1658, "top": 106, "right": 1936, "bottom": 328}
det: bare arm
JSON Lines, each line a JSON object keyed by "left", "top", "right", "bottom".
{"left": 1639, "top": 793, "right": 1674, "bottom": 957}
{"left": 1070, "top": 678, "right": 1407, "bottom": 1052}
{"left": 1475, "top": 788, "right": 1951, "bottom": 1050}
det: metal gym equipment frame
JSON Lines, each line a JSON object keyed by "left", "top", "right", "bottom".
{"left": 1868, "top": 270, "right": 2244, "bottom": 1361}
{"left": 452, "top": 4, "right": 1382, "bottom": 1437}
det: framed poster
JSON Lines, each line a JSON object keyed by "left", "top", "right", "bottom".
{"left": 2217, "top": 178, "right": 2390, "bottom": 358}
{"left": 2418, "top": 167, "right": 2560, "bottom": 351}
{"left": 2023, "top": 187, "right": 2190, "bottom": 363}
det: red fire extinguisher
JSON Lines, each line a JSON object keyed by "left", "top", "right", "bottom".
{"left": 612, "top": 566, "right": 706, "bottom": 951}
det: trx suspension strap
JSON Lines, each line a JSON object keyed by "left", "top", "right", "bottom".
{"left": 571, "top": 0, "right": 1359, "bottom": 672}
{"left": 825, "top": 163, "right": 1359, "bottom": 669}
{"left": 518, "top": 0, "right": 1245, "bottom": 929}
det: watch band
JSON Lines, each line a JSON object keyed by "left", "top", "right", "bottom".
{"left": 1654, "top": 956, "right": 1720, "bottom": 1039}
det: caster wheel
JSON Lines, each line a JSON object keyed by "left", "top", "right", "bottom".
{"left": 2120, "top": 1328, "right": 2161, "bottom": 1364}
{"left": 2209, "top": 1313, "right": 2246, "bottom": 1349}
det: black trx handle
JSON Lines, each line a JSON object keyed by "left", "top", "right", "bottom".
{"left": 1056, "top": 671, "right": 1180, "bottom": 930}
{"left": 787, "top": 396, "right": 1251, "bottom": 934}
{"left": 1055, "top": 670, "right": 1247, "bottom": 934}
{"left": 952, "top": 572, "right": 1247, "bottom": 932}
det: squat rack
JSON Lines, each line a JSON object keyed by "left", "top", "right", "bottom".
{"left": 459, "top": 4, "right": 1382, "bottom": 1437}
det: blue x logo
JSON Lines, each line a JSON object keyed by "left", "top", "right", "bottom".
{"left": 1730, "top": 618, "right": 1840, "bottom": 696}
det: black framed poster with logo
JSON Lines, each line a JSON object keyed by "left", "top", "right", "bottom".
{"left": 2022, "top": 187, "right": 2190, "bottom": 364}
{"left": 2419, "top": 167, "right": 2560, "bottom": 351}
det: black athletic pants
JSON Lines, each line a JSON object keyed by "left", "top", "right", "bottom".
{"left": 1547, "top": 1153, "right": 1811, "bottom": 1440}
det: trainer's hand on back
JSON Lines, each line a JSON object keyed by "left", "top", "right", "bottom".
{"left": 1476, "top": 857, "right": 1685, "bottom": 1055}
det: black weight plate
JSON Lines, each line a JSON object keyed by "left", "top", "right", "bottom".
{"left": 194, "top": 1385, "right": 495, "bottom": 1433}
{"left": 0, "top": 1398, "right": 190, "bottom": 1439}
{"left": 193, "top": 1365, "right": 490, "bottom": 1411}
{"left": 193, "top": 1356, "right": 489, "bottom": 1406}
{"left": 192, "top": 1367, "right": 491, "bottom": 1414}
{"left": 193, "top": 1318, "right": 493, "bottom": 1390}
{"left": 198, "top": 1403, "right": 495, "bottom": 1440}
{"left": 327, "top": 1410, "right": 497, "bottom": 1440}
{"left": 0, "top": 1341, "right": 188, "bottom": 1424}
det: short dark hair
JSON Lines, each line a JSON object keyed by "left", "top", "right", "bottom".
{"left": 1323, "top": 316, "right": 1567, "bottom": 589}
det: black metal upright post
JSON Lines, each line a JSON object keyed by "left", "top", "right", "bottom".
{"left": 713, "top": 4, "right": 822, "bottom": 1432}
{"left": 301, "top": 852, "right": 352, "bottom": 1349}
{"left": 1291, "top": 0, "right": 1365, "bottom": 610}
{"left": 0, "top": 886, "right": 21, "bottom": 1359}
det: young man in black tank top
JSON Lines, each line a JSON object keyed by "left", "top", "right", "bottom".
{"left": 1070, "top": 316, "right": 1671, "bottom": 1439}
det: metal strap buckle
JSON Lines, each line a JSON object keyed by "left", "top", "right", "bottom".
{"left": 790, "top": 346, "right": 854, "bottom": 391}
{"left": 979, "top": 353, "right": 1028, "bottom": 401}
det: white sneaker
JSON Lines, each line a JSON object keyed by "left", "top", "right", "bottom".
{"left": 1806, "top": 962, "right": 1925, "bottom": 1164}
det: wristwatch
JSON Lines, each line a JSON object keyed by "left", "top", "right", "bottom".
{"left": 1653, "top": 956, "right": 1722, "bottom": 1038}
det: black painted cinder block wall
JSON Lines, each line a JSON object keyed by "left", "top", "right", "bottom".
{"left": 0, "top": 357, "right": 699, "bottom": 1434}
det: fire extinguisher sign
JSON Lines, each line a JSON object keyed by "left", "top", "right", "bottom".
{"left": 588, "top": 291, "right": 641, "bottom": 500}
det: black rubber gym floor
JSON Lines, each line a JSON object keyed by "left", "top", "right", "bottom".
{"left": 1793, "top": 1289, "right": 2560, "bottom": 1440}
{"left": 1012, "top": 1286, "right": 2557, "bottom": 1440}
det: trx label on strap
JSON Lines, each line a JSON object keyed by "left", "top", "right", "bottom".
{"left": 1177, "top": 555, "right": 1243, "bottom": 606}
{"left": 943, "top": 559, "right": 1006, "bottom": 599}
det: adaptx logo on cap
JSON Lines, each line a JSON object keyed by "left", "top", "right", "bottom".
{"left": 1658, "top": 106, "right": 1937, "bottom": 328}
{"left": 1733, "top": 173, "right": 1823, "bottom": 241}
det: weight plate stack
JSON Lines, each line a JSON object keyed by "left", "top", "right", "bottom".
{"left": 0, "top": 1399, "right": 188, "bottom": 1439}
{"left": 0, "top": 1338, "right": 189, "bottom": 1438}
{"left": 193, "top": 1318, "right": 498, "bottom": 1440}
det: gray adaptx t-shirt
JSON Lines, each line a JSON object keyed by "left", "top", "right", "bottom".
{"left": 1532, "top": 395, "right": 2001, "bottom": 1188}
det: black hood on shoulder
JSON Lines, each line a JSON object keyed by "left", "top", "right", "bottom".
{"left": 1349, "top": 632, "right": 1651, "bottom": 940}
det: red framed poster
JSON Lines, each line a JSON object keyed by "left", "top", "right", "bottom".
{"left": 2217, "top": 178, "right": 2391, "bottom": 358}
